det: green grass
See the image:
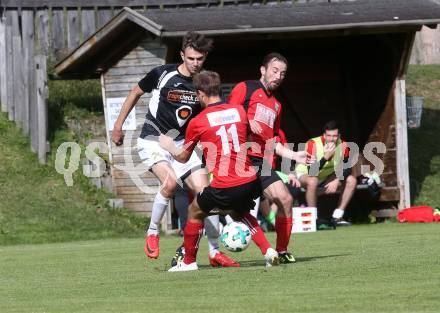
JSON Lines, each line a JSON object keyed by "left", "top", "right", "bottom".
{"left": 1, "top": 224, "right": 439, "bottom": 313}
{"left": 0, "top": 111, "right": 145, "bottom": 246}
{"left": 407, "top": 65, "right": 440, "bottom": 208}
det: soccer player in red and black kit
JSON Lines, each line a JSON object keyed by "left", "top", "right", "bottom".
{"left": 111, "top": 32, "right": 238, "bottom": 267}
{"left": 228, "top": 53, "right": 309, "bottom": 264}
{"left": 160, "top": 71, "right": 280, "bottom": 271}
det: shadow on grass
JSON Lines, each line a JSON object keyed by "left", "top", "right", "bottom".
{"left": 196, "top": 253, "right": 352, "bottom": 269}
{"left": 408, "top": 108, "right": 440, "bottom": 203}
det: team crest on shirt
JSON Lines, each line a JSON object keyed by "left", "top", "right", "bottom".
{"left": 176, "top": 105, "right": 193, "bottom": 126}
{"left": 254, "top": 103, "right": 276, "bottom": 128}
{"left": 275, "top": 102, "right": 280, "bottom": 112}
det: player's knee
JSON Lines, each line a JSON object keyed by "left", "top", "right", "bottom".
{"left": 161, "top": 180, "right": 177, "bottom": 198}
{"left": 188, "top": 201, "right": 205, "bottom": 221}
{"left": 279, "top": 192, "right": 293, "bottom": 216}
{"left": 307, "top": 177, "right": 319, "bottom": 189}
{"left": 346, "top": 175, "right": 357, "bottom": 188}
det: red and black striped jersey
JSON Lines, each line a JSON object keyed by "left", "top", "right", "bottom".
{"left": 228, "top": 80, "right": 282, "bottom": 160}
{"left": 184, "top": 102, "right": 257, "bottom": 188}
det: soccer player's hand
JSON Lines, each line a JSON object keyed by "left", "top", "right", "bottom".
{"left": 288, "top": 174, "right": 301, "bottom": 188}
{"left": 324, "top": 178, "right": 339, "bottom": 194}
{"left": 293, "top": 150, "right": 308, "bottom": 164}
{"left": 324, "top": 142, "right": 336, "bottom": 160}
{"left": 111, "top": 128, "right": 124, "bottom": 146}
{"left": 249, "top": 119, "right": 262, "bottom": 134}
{"left": 306, "top": 153, "right": 316, "bottom": 165}
{"left": 159, "top": 134, "right": 173, "bottom": 151}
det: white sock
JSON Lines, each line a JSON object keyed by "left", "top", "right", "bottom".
{"left": 249, "top": 197, "right": 260, "bottom": 218}
{"left": 147, "top": 192, "right": 170, "bottom": 236}
{"left": 204, "top": 215, "right": 220, "bottom": 258}
{"left": 332, "top": 208, "right": 344, "bottom": 219}
{"left": 225, "top": 215, "right": 234, "bottom": 224}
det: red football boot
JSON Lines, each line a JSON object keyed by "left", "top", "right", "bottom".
{"left": 209, "top": 251, "right": 240, "bottom": 267}
{"left": 144, "top": 234, "right": 160, "bottom": 259}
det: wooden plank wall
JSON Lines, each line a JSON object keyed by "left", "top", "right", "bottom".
{"left": 354, "top": 83, "right": 399, "bottom": 202}
{"left": 0, "top": 12, "right": 48, "bottom": 163}
{"left": 102, "top": 38, "right": 167, "bottom": 214}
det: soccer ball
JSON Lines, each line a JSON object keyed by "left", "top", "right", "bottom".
{"left": 220, "top": 221, "right": 251, "bottom": 252}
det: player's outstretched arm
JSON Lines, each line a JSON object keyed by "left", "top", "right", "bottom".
{"left": 159, "top": 134, "right": 192, "bottom": 163}
{"left": 275, "top": 142, "right": 315, "bottom": 165}
{"left": 111, "top": 85, "right": 144, "bottom": 146}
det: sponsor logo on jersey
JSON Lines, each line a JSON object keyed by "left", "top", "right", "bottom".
{"left": 254, "top": 103, "right": 276, "bottom": 128}
{"left": 167, "top": 90, "right": 198, "bottom": 105}
{"left": 175, "top": 105, "right": 193, "bottom": 127}
{"left": 207, "top": 108, "right": 241, "bottom": 127}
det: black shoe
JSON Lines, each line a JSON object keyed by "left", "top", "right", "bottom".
{"left": 171, "top": 245, "right": 184, "bottom": 267}
{"left": 278, "top": 252, "right": 296, "bottom": 264}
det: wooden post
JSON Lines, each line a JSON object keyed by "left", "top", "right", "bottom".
{"left": 35, "top": 55, "right": 48, "bottom": 164}
{"left": 5, "top": 10, "right": 14, "bottom": 121}
{"left": 11, "top": 9, "right": 23, "bottom": 127}
{"left": 36, "top": 9, "right": 49, "bottom": 55}
{"left": 97, "top": 7, "right": 112, "bottom": 29}
{"left": 22, "top": 9, "right": 35, "bottom": 136}
{"left": 52, "top": 7, "right": 65, "bottom": 57}
{"left": 100, "top": 74, "right": 116, "bottom": 192}
{"left": 0, "top": 17, "right": 7, "bottom": 113}
{"left": 394, "top": 79, "right": 411, "bottom": 209}
{"left": 13, "top": 34, "right": 24, "bottom": 128}
{"left": 67, "top": 7, "right": 79, "bottom": 51}
{"left": 30, "top": 54, "right": 39, "bottom": 152}
{"left": 81, "top": 7, "right": 96, "bottom": 41}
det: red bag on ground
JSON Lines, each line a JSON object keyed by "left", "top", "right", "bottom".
{"left": 397, "top": 206, "right": 436, "bottom": 223}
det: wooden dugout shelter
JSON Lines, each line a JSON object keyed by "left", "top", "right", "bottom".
{"left": 55, "top": 0, "right": 440, "bottom": 216}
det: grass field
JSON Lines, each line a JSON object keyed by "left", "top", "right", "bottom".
{"left": 0, "top": 110, "right": 145, "bottom": 246}
{"left": 1, "top": 65, "right": 440, "bottom": 312}
{"left": 1, "top": 223, "right": 439, "bottom": 313}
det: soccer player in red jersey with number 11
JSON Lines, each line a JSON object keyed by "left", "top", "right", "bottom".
{"left": 159, "top": 70, "right": 280, "bottom": 272}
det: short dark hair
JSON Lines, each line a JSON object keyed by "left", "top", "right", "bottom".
{"left": 193, "top": 70, "right": 221, "bottom": 97}
{"left": 323, "top": 120, "right": 340, "bottom": 132}
{"left": 182, "top": 32, "right": 214, "bottom": 53}
{"left": 262, "top": 52, "right": 288, "bottom": 68}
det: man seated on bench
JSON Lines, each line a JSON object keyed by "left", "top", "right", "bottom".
{"left": 296, "top": 120, "right": 356, "bottom": 226}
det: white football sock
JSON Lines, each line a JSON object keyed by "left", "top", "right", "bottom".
{"left": 147, "top": 192, "right": 170, "bottom": 236}
{"left": 204, "top": 215, "right": 220, "bottom": 258}
{"left": 332, "top": 208, "right": 344, "bottom": 219}
{"left": 225, "top": 215, "right": 234, "bottom": 224}
{"left": 249, "top": 197, "right": 260, "bottom": 218}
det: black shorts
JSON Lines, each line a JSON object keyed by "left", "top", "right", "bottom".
{"left": 249, "top": 156, "right": 282, "bottom": 191}
{"left": 197, "top": 179, "right": 262, "bottom": 215}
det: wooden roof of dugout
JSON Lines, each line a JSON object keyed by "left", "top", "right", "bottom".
{"left": 55, "top": 0, "right": 440, "bottom": 78}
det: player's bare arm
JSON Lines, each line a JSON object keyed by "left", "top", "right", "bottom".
{"left": 111, "top": 85, "right": 144, "bottom": 146}
{"left": 274, "top": 142, "right": 315, "bottom": 164}
{"left": 158, "top": 134, "right": 192, "bottom": 163}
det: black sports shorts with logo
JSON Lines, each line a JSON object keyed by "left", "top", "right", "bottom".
{"left": 197, "top": 179, "right": 261, "bottom": 215}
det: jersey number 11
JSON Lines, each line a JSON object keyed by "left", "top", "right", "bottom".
{"left": 215, "top": 124, "right": 241, "bottom": 155}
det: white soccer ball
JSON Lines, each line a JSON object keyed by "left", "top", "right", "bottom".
{"left": 220, "top": 221, "right": 251, "bottom": 252}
